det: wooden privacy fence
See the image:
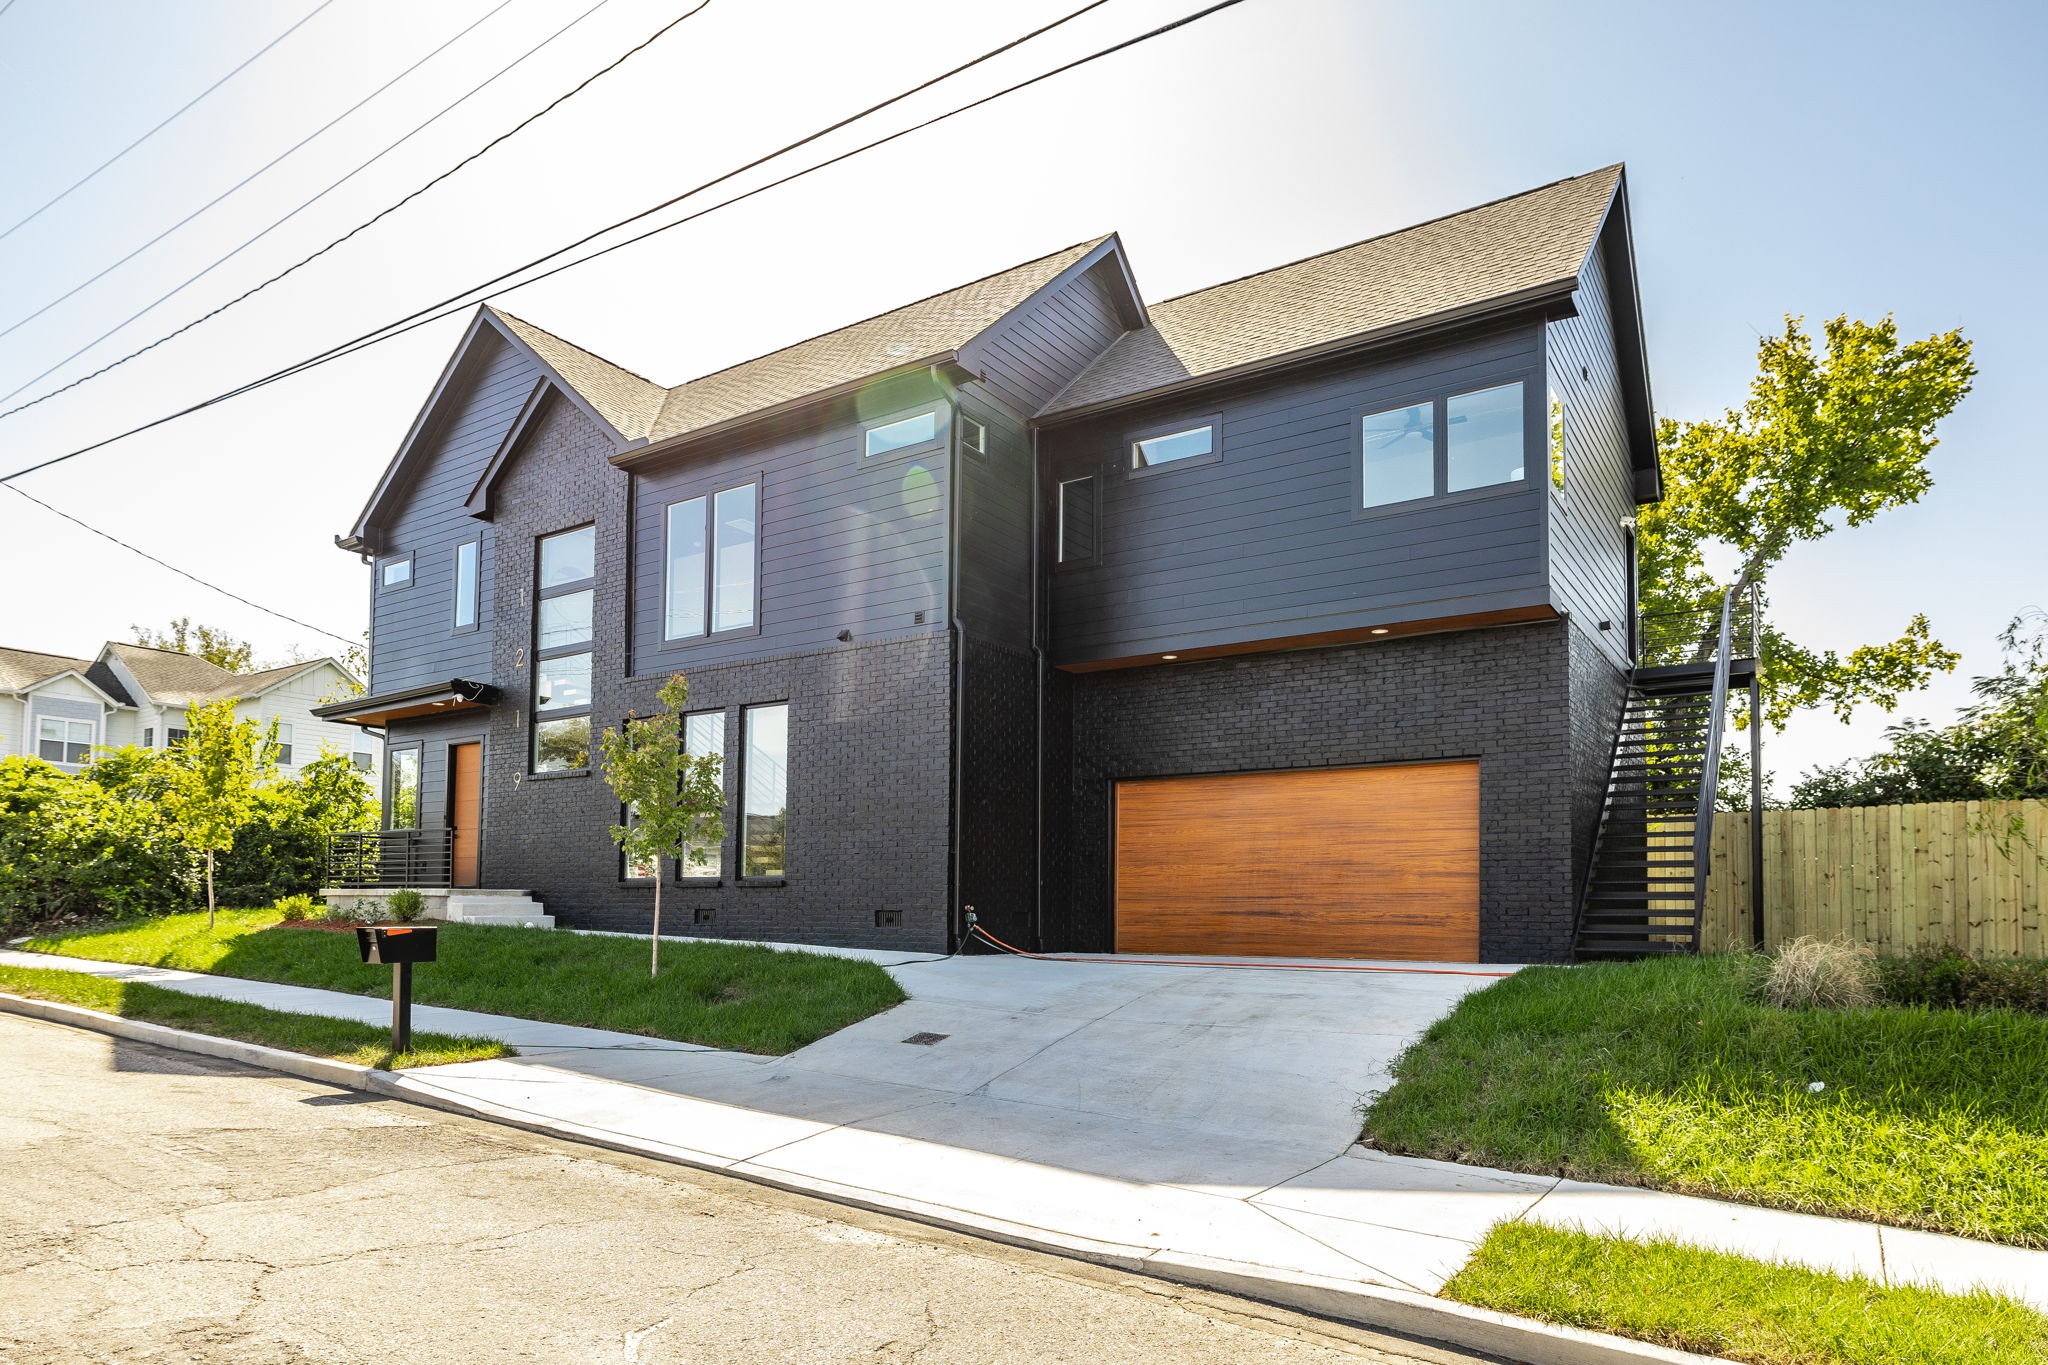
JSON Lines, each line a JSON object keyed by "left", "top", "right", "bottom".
{"left": 1661, "top": 800, "right": 2047, "bottom": 957}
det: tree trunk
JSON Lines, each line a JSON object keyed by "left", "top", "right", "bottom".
{"left": 205, "top": 850, "right": 216, "bottom": 931}
{"left": 650, "top": 877, "right": 661, "bottom": 978}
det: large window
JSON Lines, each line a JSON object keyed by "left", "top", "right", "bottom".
{"left": 37, "top": 718, "right": 92, "bottom": 765}
{"left": 682, "top": 709, "right": 725, "bottom": 879}
{"left": 1359, "top": 381, "right": 1526, "bottom": 510}
{"left": 533, "top": 526, "right": 595, "bottom": 772}
{"left": 388, "top": 747, "right": 421, "bottom": 829}
{"left": 664, "top": 482, "right": 757, "bottom": 640}
{"left": 741, "top": 703, "right": 788, "bottom": 879}
{"left": 453, "top": 538, "right": 480, "bottom": 631}
{"left": 1129, "top": 418, "right": 1219, "bottom": 474}
{"left": 1057, "top": 475, "right": 1097, "bottom": 565}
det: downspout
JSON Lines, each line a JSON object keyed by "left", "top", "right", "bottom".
{"left": 946, "top": 397, "right": 967, "bottom": 953}
{"left": 1030, "top": 425, "right": 1046, "bottom": 952}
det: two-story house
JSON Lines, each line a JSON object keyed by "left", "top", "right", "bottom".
{"left": 318, "top": 165, "right": 1706, "bottom": 963}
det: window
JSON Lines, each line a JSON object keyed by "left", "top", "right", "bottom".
{"left": 1548, "top": 385, "right": 1567, "bottom": 494}
{"left": 1359, "top": 380, "right": 1527, "bottom": 510}
{"left": 682, "top": 710, "right": 724, "bottom": 878}
{"left": 388, "top": 748, "right": 421, "bottom": 829}
{"left": 741, "top": 703, "right": 788, "bottom": 878}
{"left": 663, "top": 482, "right": 757, "bottom": 641}
{"left": 1057, "top": 475, "right": 1097, "bottom": 565}
{"left": 959, "top": 413, "right": 986, "bottom": 457}
{"left": 272, "top": 723, "right": 294, "bottom": 767}
{"left": 37, "top": 718, "right": 92, "bottom": 765}
{"left": 380, "top": 555, "right": 412, "bottom": 589}
{"left": 621, "top": 801, "right": 659, "bottom": 881}
{"left": 351, "top": 748, "right": 374, "bottom": 772}
{"left": 533, "top": 526, "right": 595, "bottom": 772}
{"left": 864, "top": 410, "right": 939, "bottom": 459}
{"left": 166, "top": 727, "right": 189, "bottom": 747}
{"left": 1130, "top": 420, "right": 1218, "bottom": 473}
{"left": 453, "top": 538, "right": 480, "bottom": 630}
{"left": 143, "top": 727, "right": 154, "bottom": 749}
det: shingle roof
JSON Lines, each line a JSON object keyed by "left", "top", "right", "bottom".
{"left": 100, "top": 643, "right": 330, "bottom": 707}
{"left": 488, "top": 308, "right": 667, "bottom": 441}
{"left": 1041, "top": 167, "right": 1623, "bottom": 417}
{"left": 0, "top": 646, "right": 96, "bottom": 693}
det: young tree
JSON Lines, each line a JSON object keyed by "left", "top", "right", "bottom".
{"left": 130, "top": 618, "right": 255, "bottom": 673}
{"left": 598, "top": 674, "right": 724, "bottom": 977}
{"left": 1640, "top": 315, "right": 1975, "bottom": 730}
{"left": 161, "top": 700, "right": 269, "bottom": 928}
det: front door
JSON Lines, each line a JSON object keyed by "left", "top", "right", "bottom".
{"left": 449, "top": 742, "right": 482, "bottom": 888}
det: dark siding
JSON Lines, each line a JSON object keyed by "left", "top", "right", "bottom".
{"left": 1042, "top": 324, "right": 1550, "bottom": 665}
{"left": 1546, "top": 247, "right": 1636, "bottom": 670}
{"left": 629, "top": 379, "right": 951, "bottom": 676}
{"left": 369, "top": 334, "right": 535, "bottom": 693}
{"left": 381, "top": 711, "right": 493, "bottom": 841}
{"left": 961, "top": 258, "right": 1130, "bottom": 417}
{"left": 954, "top": 389, "right": 1036, "bottom": 648}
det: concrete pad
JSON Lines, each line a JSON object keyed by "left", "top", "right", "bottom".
{"left": 1256, "top": 1148, "right": 1555, "bottom": 1243}
{"left": 781, "top": 998, "right": 1092, "bottom": 1094}
{"left": 1527, "top": 1179, "right": 1890, "bottom": 1282}
{"left": 1254, "top": 1202, "right": 1479, "bottom": 1294}
{"left": 1878, "top": 1224, "right": 2048, "bottom": 1310}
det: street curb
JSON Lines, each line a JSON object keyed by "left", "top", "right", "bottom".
{"left": 3, "top": 993, "right": 1725, "bottom": 1365}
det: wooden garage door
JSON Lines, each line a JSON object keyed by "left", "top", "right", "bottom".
{"left": 1113, "top": 761, "right": 1478, "bottom": 960}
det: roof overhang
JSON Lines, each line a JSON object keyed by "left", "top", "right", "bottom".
{"left": 312, "top": 679, "right": 498, "bottom": 728}
{"left": 21, "top": 668, "right": 131, "bottom": 708}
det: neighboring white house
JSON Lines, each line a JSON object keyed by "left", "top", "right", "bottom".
{"left": 0, "top": 641, "right": 379, "bottom": 779}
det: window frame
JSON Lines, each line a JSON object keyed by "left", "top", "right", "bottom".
{"left": 272, "top": 722, "right": 294, "bottom": 768}
{"left": 530, "top": 525, "right": 596, "bottom": 776}
{"left": 384, "top": 743, "right": 423, "bottom": 830}
{"left": 1126, "top": 413, "right": 1222, "bottom": 479}
{"left": 452, "top": 536, "right": 481, "bottom": 633}
{"left": 860, "top": 405, "right": 946, "bottom": 464}
{"left": 378, "top": 553, "right": 414, "bottom": 591}
{"left": 676, "top": 707, "right": 727, "bottom": 884}
{"left": 738, "top": 701, "right": 789, "bottom": 883}
{"left": 660, "top": 474, "right": 764, "bottom": 646}
{"left": 957, "top": 412, "right": 987, "bottom": 460}
{"left": 1053, "top": 469, "right": 1102, "bottom": 571}
{"left": 1351, "top": 377, "right": 1534, "bottom": 520}
{"left": 37, "top": 716, "right": 95, "bottom": 766}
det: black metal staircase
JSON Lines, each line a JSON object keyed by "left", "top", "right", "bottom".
{"left": 1575, "top": 589, "right": 1758, "bottom": 960}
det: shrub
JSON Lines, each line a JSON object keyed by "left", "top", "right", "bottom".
{"left": 1878, "top": 946, "right": 2048, "bottom": 1015}
{"left": 1759, "top": 936, "right": 1878, "bottom": 1010}
{"left": 273, "top": 894, "right": 319, "bottom": 923}
{"left": 387, "top": 889, "right": 425, "bottom": 923}
{"left": 0, "top": 756, "right": 193, "bottom": 932}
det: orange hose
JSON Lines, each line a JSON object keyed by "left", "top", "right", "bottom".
{"left": 967, "top": 924, "right": 1515, "bottom": 978}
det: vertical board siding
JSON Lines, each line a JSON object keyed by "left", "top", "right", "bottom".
{"left": 370, "top": 335, "right": 534, "bottom": 693}
{"left": 1041, "top": 324, "right": 1551, "bottom": 665}
{"left": 1545, "top": 247, "right": 1636, "bottom": 670}
{"left": 1686, "top": 801, "right": 2048, "bottom": 955}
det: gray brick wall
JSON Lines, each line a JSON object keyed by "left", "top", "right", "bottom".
{"left": 1057, "top": 620, "right": 1588, "bottom": 962}
{"left": 1565, "top": 619, "right": 1630, "bottom": 903}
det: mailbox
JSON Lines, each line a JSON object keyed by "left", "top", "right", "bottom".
{"left": 356, "top": 925, "right": 438, "bottom": 965}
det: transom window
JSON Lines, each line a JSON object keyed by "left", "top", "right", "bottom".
{"left": 532, "top": 526, "right": 595, "bottom": 773}
{"left": 37, "top": 718, "right": 92, "bottom": 765}
{"left": 1129, "top": 418, "right": 1219, "bottom": 474}
{"left": 1360, "top": 381, "right": 1526, "bottom": 510}
{"left": 664, "top": 482, "right": 758, "bottom": 641}
{"left": 864, "top": 410, "right": 940, "bottom": 459}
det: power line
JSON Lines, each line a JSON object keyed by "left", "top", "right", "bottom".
{"left": 4, "top": 483, "right": 356, "bottom": 646}
{"left": 0, "top": 1, "right": 335, "bottom": 245}
{"left": 0, "top": 0, "right": 518, "bottom": 345}
{"left": 0, "top": 0, "right": 620, "bottom": 418}
{"left": 1, "top": 0, "right": 1250, "bottom": 487}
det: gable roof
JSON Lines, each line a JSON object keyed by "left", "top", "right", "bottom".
{"left": 100, "top": 643, "right": 338, "bottom": 707}
{"left": 487, "top": 308, "right": 667, "bottom": 441}
{"left": 1040, "top": 166, "right": 1625, "bottom": 417}
{"left": 0, "top": 646, "right": 133, "bottom": 705}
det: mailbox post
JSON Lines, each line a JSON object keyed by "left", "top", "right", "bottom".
{"left": 355, "top": 925, "right": 438, "bottom": 1053}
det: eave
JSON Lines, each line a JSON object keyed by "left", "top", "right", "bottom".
{"left": 311, "top": 679, "right": 498, "bottom": 728}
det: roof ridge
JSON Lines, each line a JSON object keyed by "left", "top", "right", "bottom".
{"left": 1148, "top": 165, "right": 1623, "bottom": 311}
{"left": 485, "top": 305, "right": 666, "bottom": 390}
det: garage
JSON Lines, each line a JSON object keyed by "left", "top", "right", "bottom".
{"left": 1112, "top": 760, "right": 1479, "bottom": 960}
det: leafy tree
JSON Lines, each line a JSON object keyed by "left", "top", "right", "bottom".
{"left": 1641, "top": 316, "right": 1975, "bottom": 730}
{"left": 598, "top": 674, "right": 725, "bottom": 976}
{"left": 161, "top": 700, "right": 269, "bottom": 928}
{"left": 212, "top": 748, "right": 376, "bottom": 903}
{"left": 0, "top": 756, "right": 190, "bottom": 931}
{"left": 130, "top": 618, "right": 255, "bottom": 673}
{"left": 1713, "top": 742, "right": 1777, "bottom": 811}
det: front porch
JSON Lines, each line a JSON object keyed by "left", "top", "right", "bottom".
{"left": 323, "top": 831, "right": 552, "bottom": 927}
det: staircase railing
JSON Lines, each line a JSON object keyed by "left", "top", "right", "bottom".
{"left": 1688, "top": 588, "right": 1737, "bottom": 952}
{"left": 326, "top": 829, "right": 453, "bottom": 889}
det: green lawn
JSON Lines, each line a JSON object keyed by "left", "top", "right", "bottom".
{"left": 1361, "top": 954, "right": 2048, "bottom": 1247}
{"left": 0, "top": 962, "right": 507, "bottom": 1069}
{"left": 21, "top": 910, "right": 907, "bottom": 1054}
{"left": 1446, "top": 1221, "right": 2048, "bottom": 1365}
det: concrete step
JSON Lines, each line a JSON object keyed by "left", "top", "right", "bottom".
{"left": 443, "top": 890, "right": 553, "bottom": 929}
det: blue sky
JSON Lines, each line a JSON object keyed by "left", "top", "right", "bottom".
{"left": 0, "top": 0, "right": 2041, "bottom": 786}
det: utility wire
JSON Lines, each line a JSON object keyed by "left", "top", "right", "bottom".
{"left": 0, "top": 0, "right": 518, "bottom": 344}
{"left": 0, "top": 0, "right": 620, "bottom": 417}
{"left": 5, "top": 0, "right": 1227, "bottom": 485}
{"left": 0, "top": 1, "right": 335, "bottom": 245}
{"left": 3, "top": 483, "right": 356, "bottom": 646}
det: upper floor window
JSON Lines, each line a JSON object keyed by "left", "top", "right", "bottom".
{"left": 538, "top": 526, "right": 595, "bottom": 588}
{"left": 1359, "top": 381, "right": 1526, "bottom": 510}
{"left": 271, "top": 723, "right": 294, "bottom": 767}
{"left": 1129, "top": 417, "right": 1220, "bottom": 475}
{"left": 1548, "top": 385, "right": 1567, "bottom": 494}
{"left": 38, "top": 718, "right": 92, "bottom": 765}
{"left": 664, "top": 482, "right": 758, "bottom": 641}
{"left": 1057, "top": 475, "right": 1098, "bottom": 566}
{"left": 959, "top": 414, "right": 987, "bottom": 458}
{"left": 380, "top": 555, "right": 412, "bottom": 590}
{"left": 864, "top": 409, "right": 940, "bottom": 460}
{"left": 453, "top": 539, "right": 480, "bottom": 631}
{"left": 532, "top": 526, "right": 595, "bottom": 773}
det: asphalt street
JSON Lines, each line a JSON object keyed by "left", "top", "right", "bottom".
{"left": 0, "top": 1013, "right": 1499, "bottom": 1364}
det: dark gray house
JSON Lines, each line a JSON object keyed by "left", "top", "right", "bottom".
{"left": 320, "top": 165, "right": 1737, "bottom": 963}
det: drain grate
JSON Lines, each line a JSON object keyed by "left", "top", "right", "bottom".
{"left": 900, "top": 1032, "right": 949, "bottom": 1046}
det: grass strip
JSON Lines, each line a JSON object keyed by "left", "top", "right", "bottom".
{"left": 24, "top": 910, "right": 908, "bottom": 1054}
{"left": 0, "top": 962, "right": 509, "bottom": 1069}
{"left": 1360, "top": 954, "right": 2048, "bottom": 1246}
{"left": 1444, "top": 1221, "right": 2048, "bottom": 1365}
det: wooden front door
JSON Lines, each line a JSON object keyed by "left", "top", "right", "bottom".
{"left": 1113, "top": 760, "right": 1480, "bottom": 960}
{"left": 449, "top": 742, "right": 482, "bottom": 888}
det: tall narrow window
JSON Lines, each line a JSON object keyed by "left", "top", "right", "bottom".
{"left": 1057, "top": 475, "right": 1096, "bottom": 565}
{"left": 272, "top": 723, "right": 294, "bottom": 767}
{"left": 682, "top": 709, "right": 725, "bottom": 878}
{"left": 453, "top": 539, "right": 480, "bottom": 630}
{"left": 532, "top": 526, "right": 595, "bottom": 772}
{"left": 1446, "top": 382, "right": 1525, "bottom": 492}
{"left": 741, "top": 703, "right": 788, "bottom": 878}
{"left": 388, "top": 748, "right": 421, "bottom": 828}
{"left": 1548, "top": 385, "right": 1567, "bottom": 494}
{"left": 1360, "top": 401, "right": 1435, "bottom": 508}
{"left": 663, "top": 482, "right": 757, "bottom": 641}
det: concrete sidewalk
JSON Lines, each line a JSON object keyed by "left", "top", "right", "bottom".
{"left": 7, "top": 944, "right": 2044, "bottom": 1324}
